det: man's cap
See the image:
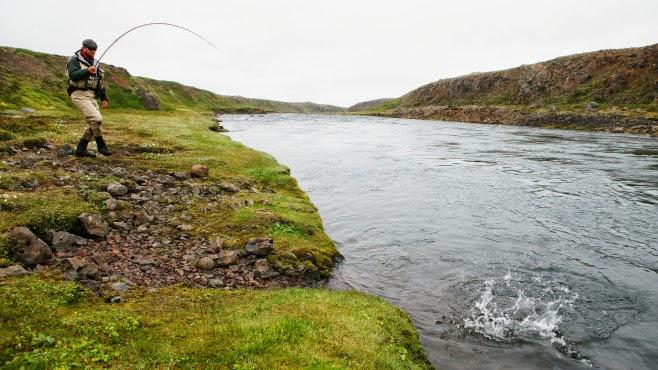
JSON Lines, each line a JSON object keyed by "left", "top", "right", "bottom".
{"left": 82, "top": 39, "right": 98, "bottom": 50}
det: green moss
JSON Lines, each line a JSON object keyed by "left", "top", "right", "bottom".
{"left": 0, "top": 276, "right": 431, "bottom": 369}
{"left": 0, "top": 190, "right": 97, "bottom": 240}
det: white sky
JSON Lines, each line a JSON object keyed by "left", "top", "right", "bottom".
{"left": 1, "top": 0, "right": 656, "bottom": 107}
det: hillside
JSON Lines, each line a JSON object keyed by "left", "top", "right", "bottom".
{"left": 0, "top": 46, "right": 345, "bottom": 113}
{"left": 350, "top": 44, "right": 658, "bottom": 135}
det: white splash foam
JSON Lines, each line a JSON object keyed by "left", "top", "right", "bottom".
{"left": 463, "top": 273, "right": 577, "bottom": 346}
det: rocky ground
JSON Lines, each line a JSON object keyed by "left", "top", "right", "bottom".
{"left": 0, "top": 140, "right": 323, "bottom": 300}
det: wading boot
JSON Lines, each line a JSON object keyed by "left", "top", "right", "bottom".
{"left": 74, "top": 138, "right": 96, "bottom": 157}
{"left": 95, "top": 136, "right": 112, "bottom": 156}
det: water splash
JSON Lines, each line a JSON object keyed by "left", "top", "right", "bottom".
{"left": 462, "top": 274, "right": 577, "bottom": 347}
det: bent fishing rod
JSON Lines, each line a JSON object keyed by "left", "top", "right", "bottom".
{"left": 94, "top": 22, "right": 222, "bottom": 67}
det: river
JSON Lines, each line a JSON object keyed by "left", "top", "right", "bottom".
{"left": 223, "top": 113, "right": 658, "bottom": 369}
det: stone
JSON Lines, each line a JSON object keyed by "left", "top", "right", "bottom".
{"left": 111, "top": 282, "right": 130, "bottom": 292}
{"left": 218, "top": 182, "right": 239, "bottom": 193}
{"left": 4, "top": 227, "right": 52, "bottom": 267}
{"left": 254, "top": 259, "right": 276, "bottom": 279}
{"left": 51, "top": 231, "right": 87, "bottom": 251}
{"left": 56, "top": 144, "right": 74, "bottom": 157}
{"left": 170, "top": 172, "right": 189, "bottom": 180}
{"left": 177, "top": 224, "right": 194, "bottom": 231}
{"left": 105, "top": 198, "right": 118, "bottom": 211}
{"left": 0, "top": 265, "right": 29, "bottom": 279}
{"left": 196, "top": 256, "right": 215, "bottom": 270}
{"left": 135, "top": 257, "right": 156, "bottom": 266}
{"left": 209, "top": 278, "right": 224, "bottom": 287}
{"left": 585, "top": 101, "right": 599, "bottom": 111}
{"left": 19, "top": 107, "right": 36, "bottom": 114}
{"left": 111, "top": 221, "right": 130, "bottom": 230}
{"left": 245, "top": 237, "right": 274, "bottom": 256}
{"left": 66, "top": 257, "right": 90, "bottom": 270}
{"left": 107, "top": 183, "right": 129, "bottom": 197}
{"left": 215, "top": 250, "right": 240, "bottom": 267}
{"left": 78, "top": 213, "right": 110, "bottom": 238}
{"left": 79, "top": 263, "right": 100, "bottom": 279}
{"left": 190, "top": 164, "right": 209, "bottom": 178}
{"left": 22, "top": 179, "right": 39, "bottom": 189}
{"left": 133, "top": 212, "right": 153, "bottom": 225}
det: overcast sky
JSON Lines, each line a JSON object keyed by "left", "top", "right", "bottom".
{"left": 1, "top": 0, "right": 656, "bottom": 107}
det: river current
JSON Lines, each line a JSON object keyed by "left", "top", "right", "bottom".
{"left": 223, "top": 114, "right": 658, "bottom": 369}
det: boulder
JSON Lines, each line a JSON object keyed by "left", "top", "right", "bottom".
{"left": 215, "top": 250, "right": 240, "bottom": 267}
{"left": 4, "top": 227, "right": 52, "bottom": 267}
{"left": 245, "top": 237, "right": 274, "bottom": 256}
{"left": 107, "top": 183, "right": 129, "bottom": 197}
{"left": 78, "top": 213, "right": 110, "bottom": 238}
{"left": 190, "top": 164, "right": 209, "bottom": 178}
{"left": 0, "top": 265, "right": 29, "bottom": 279}
{"left": 196, "top": 256, "right": 215, "bottom": 270}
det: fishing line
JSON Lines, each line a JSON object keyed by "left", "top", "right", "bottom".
{"left": 95, "top": 22, "right": 222, "bottom": 67}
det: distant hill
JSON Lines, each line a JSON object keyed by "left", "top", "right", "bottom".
{"left": 0, "top": 46, "right": 345, "bottom": 113}
{"left": 349, "top": 44, "right": 658, "bottom": 135}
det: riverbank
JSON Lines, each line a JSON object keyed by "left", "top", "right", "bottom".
{"left": 0, "top": 109, "right": 430, "bottom": 368}
{"left": 353, "top": 104, "right": 658, "bottom": 136}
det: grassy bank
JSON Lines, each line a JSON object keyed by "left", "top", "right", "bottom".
{"left": 0, "top": 275, "right": 429, "bottom": 368}
{"left": 0, "top": 109, "right": 430, "bottom": 368}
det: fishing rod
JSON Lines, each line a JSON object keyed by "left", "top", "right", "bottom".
{"left": 94, "top": 22, "right": 222, "bottom": 67}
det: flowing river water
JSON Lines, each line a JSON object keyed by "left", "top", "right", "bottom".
{"left": 223, "top": 114, "right": 658, "bottom": 369}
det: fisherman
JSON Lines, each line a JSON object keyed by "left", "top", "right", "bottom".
{"left": 67, "top": 39, "right": 111, "bottom": 157}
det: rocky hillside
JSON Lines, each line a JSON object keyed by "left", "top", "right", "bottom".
{"left": 0, "top": 46, "right": 345, "bottom": 113}
{"left": 350, "top": 44, "right": 658, "bottom": 135}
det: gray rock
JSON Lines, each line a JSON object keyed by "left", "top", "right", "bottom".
{"left": 52, "top": 231, "right": 87, "bottom": 251}
{"left": 107, "top": 183, "right": 129, "bottom": 197}
{"left": 19, "top": 107, "right": 36, "bottom": 114}
{"left": 245, "top": 237, "right": 274, "bottom": 256}
{"left": 22, "top": 179, "right": 39, "bottom": 189}
{"left": 209, "top": 278, "right": 224, "bottom": 287}
{"left": 215, "top": 250, "right": 240, "bottom": 267}
{"left": 218, "top": 182, "right": 239, "bottom": 193}
{"left": 111, "top": 282, "right": 130, "bottom": 292}
{"left": 196, "top": 256, "right": 215, "bottom": 270}
{"left": 4, "top": 227, "right": 52, "bottom": 267}
{"left": 0, "top": 265, "right": 29, "bottom": 279}
{"left": 111, "top": 221, "right": 130, "bottom": 230}
{"left": 78, "top": 213, "right": 110, "bottom": 238}
{"left": 56, "top": 144, "right": 74, "bottom": 157}
{"left": 190, "top": 164, "right": 209, "bottom": 178}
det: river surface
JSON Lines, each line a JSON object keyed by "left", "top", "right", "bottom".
{"left": 223, "top": 114, "right": 658, "bottom": 369}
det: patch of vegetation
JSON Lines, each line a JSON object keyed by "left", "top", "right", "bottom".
{"left": 0, "top": 190, "right": 97, "bottom": 240}
{"left": 0, "top": 276, "right": 431, "bottom": 369}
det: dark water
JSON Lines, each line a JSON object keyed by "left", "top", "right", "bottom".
{"left": 223, "top": 114, "right": 658, "bottom": 369}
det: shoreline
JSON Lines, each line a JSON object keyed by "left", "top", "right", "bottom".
{"left": 356, "top": 105, "right": 658, "bottom": 136}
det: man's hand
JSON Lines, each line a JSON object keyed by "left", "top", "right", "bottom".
{"left": 101, "top": 100, "right": 108, "bottom": 109}
{"left": 88, "top": 66, "right": 97, "bottom": 74}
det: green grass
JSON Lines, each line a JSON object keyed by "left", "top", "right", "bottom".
{"left": 0, "top": 275, "right": 431, "bottom": 369}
